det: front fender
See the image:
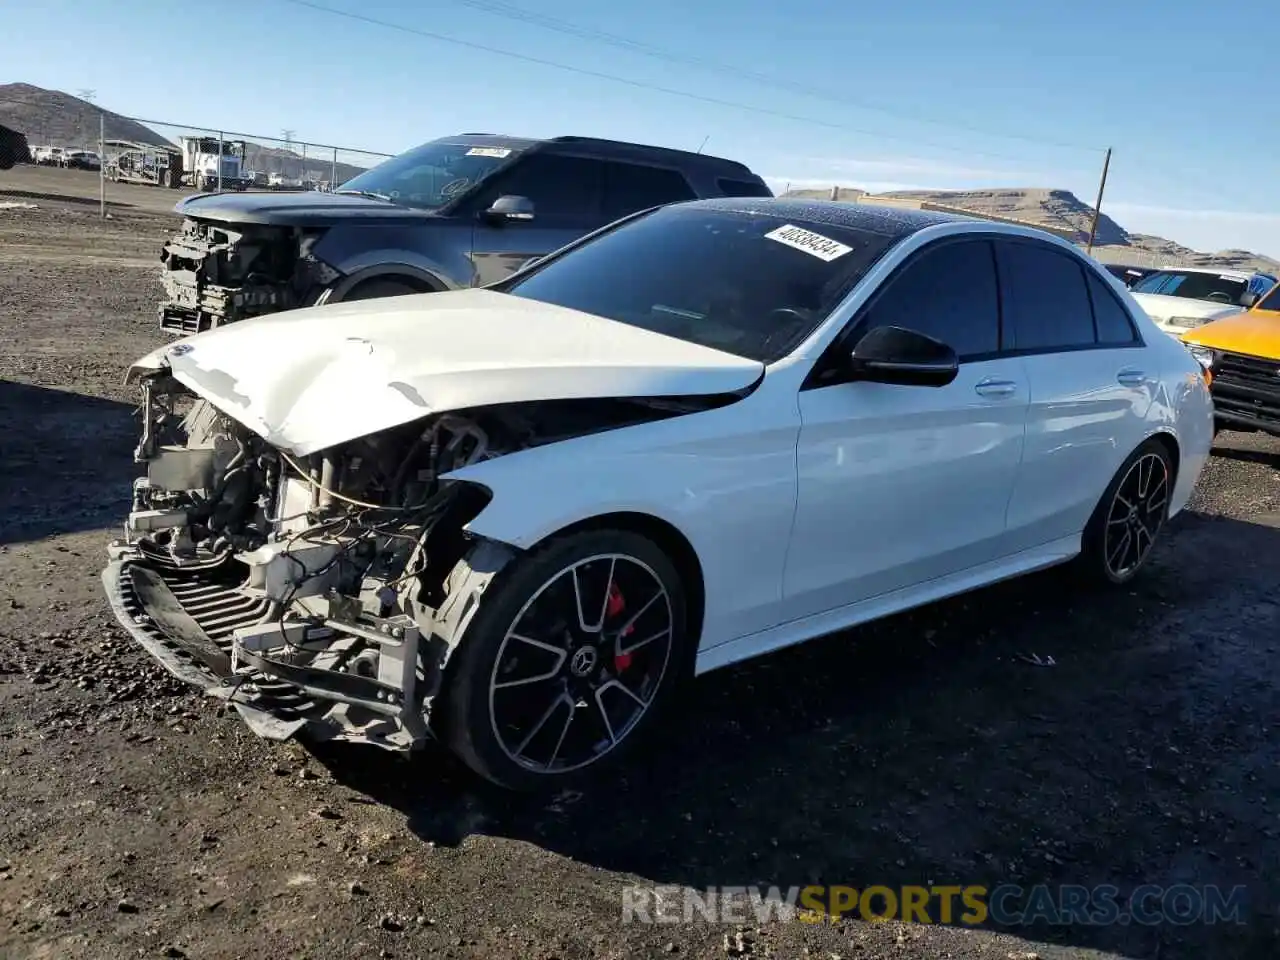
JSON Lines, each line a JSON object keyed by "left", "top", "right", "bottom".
{"left": 445, "top": 398, "right": 801, "bottom": 650}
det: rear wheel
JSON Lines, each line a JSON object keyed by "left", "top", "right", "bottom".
{"left": 1077, "top": 438, "right": 1175, "bottom": 585}
{"left": 439, "top": 529, "right": 690, "bottom": 791}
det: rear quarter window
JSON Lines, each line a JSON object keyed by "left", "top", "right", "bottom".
{"left": 716, "top": 177, "right": 773, "bottom": 198}
{"left": 1086, "top": 271, "right": 1140, "bottom": 345}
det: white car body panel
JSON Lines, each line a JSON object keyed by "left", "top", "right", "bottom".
{"left": 448, "top": 381, "right": 802, "bottom": 648}
{"left": 781, "top": 355, "right": 1030, "bottom": 620}
{"left": 130, "top": 288, "right": 764, "bottom": 457}
{"left": 1003, "top": 348, "right": 1159, "bottom": 549}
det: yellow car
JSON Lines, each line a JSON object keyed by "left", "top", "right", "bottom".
{"left": 1181, "top": 281, "right": 1280, "bottom": 436}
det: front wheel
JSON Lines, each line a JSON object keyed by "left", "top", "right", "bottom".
{"left": 1077, "top": 438, "right": 1175, "bottom": 585}
{"left": 438, "top": 529, "right": 690, "bottom": 791}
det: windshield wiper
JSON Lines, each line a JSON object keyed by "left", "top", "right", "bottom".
{"left": 334, "top": 189, "right": 393, "bottom": 202}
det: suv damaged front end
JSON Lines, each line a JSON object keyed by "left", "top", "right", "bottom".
{"left": 160, "top": 218, "right": 338, "bottom": 336}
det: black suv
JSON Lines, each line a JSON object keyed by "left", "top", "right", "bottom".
{"left": 158, "top": 133, "right": 772, "bottom": 334}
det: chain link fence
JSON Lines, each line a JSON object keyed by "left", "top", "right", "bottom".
{"left": 2, "top": 101, "right": 394, "bottom": 211}
{"left": 93, "top": 118, "right": 392, "bottom": 197}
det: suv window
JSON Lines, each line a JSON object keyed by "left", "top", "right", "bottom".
{"left": 480, "top": 153, "right": 603, "bottom": 221}
{"left": 996, "top": 241, "right": 1095, "bottom": 351}
{"left": 1257, "top": 281, "right": 1280, "bottom": 312}
{"left": 601, "top": 161, "right": 696, "bottom": 221}
{"left": 717, "top": 177, "right": 773, "bottom": 198}
{"left": 855, "top": 239, "right": 999, "bottom": 359}
{"left": 1087, "top": 271, "right": 1139, "bottom": 344}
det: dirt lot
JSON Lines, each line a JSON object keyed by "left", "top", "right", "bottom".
{"left": 1, "top": 162, "right": 195, "bottom": 216}
{"left": 2, "top": 170, "right": 1280, "bottom": 960}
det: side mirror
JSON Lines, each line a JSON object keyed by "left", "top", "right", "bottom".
{"left": 483, "top": 194, "right": 535, "bottom": 224}
{"left": 1239, "top": 290, "right": 1259, "bottom": 309}
{"left": 848, "top": 325, "right": 959, "bottom": 387}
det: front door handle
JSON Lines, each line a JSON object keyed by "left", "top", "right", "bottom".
{"left": 974, "top": 378, "right": 1018, "bottom": 398}
{"left": 1117, "top": 368, "right": 1148, "bottom": 387}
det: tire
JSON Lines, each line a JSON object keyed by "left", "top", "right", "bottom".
{"left": 339, "top": 278, "right": 427, "bottom": 302}
{"left": 438, "top": 529, "right": 691, "bottom": 791}
{"left": 1076, "top": 438, "right": 1175, "bottom": 585}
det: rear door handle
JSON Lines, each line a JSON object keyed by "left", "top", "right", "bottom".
{"left": 974, "top": 378, "right": 1018, "bottom": 398}
{"left": 1117, "top": 368, "right": 1148, "bottom": 387}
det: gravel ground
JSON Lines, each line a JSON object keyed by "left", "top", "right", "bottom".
{"left": 2, "top": 176, "right": 1279, "bottom": 960}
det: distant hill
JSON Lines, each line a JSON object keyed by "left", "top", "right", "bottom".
{"left": 783, "top": 185, "right": 1279, "bottom": 274}
{"left": 0, "top": 83, "right": 379, "bottom": 184}
{"left": 0, "top": 82, "right": 170, "bottom": 148}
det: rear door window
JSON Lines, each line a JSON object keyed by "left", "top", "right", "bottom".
{"left": 995, "top": 240, "right": 1096, "bottom": 351}
{"left": 483, "top": 153, "right": 604, "bottom": 221}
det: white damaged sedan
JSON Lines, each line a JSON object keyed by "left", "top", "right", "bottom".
{"left": 104, "top": 198, "right": 1214, "bottom": 789}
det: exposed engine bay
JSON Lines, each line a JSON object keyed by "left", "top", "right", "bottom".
{"left": 103, "top": 369, "right": 718, "bottom": 750}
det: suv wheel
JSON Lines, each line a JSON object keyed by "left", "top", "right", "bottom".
{"left": 341, "top": 278, "right": 429, "bottom": 302}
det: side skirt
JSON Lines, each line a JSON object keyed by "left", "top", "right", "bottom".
{"left": 693, "top": 534, "right": 1080, "bottom": 675}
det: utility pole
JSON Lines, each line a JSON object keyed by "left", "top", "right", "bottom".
{"left": 99, "top": 111, "right": 106, "bottom": 219}
{"left": 1086, "top": 148, "right": 1112, "bottom": 256}
{"left": 282, "top": 129, "right": 296, "bottom": 182}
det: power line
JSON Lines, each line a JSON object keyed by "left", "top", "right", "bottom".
{"left": 274, "top": 0, "right": 1101, "bottom": 168}
{"left": 445, "top": 0, "right": 1099, "bottom": 154}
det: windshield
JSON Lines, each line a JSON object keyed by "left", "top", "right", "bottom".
{"left": 1131, "top": 269, "right": 1253, "bottom": 305}
{"left": 336, "top": 140, "right": 522, "bottom": 210}
{"left": 499, "top": 205, "right": 902, "bottom": 363}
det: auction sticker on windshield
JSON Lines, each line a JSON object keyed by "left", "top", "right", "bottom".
{"left": 466, "top": 147, "right": 512, "bottom": 158}
{"left": 765, "top": 224, "right": 853, "bottom": 262}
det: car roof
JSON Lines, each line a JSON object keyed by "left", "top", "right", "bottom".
{"left": 668, "top": 196, "right": 978, "bottom": 239}
{"left": 446, "top": 132, "right": 761, "bottom": 176}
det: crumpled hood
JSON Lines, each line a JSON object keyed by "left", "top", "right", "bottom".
{"left": 128, "top": 288, "right": 764, "bottom": 456}
{"left": 1131, "top": 292, "right": 1246, "bottom": 324}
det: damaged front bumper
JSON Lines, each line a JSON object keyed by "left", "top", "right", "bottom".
{"left": 101, "top": 542, "right": 431, "bottom": 750}
{"left": 159, "top": 217, "right": 337, "bottom": 335}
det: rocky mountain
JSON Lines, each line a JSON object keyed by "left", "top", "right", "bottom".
{"left": 0, "top": 83, "right": 377, "bottom": 183}
{"left": 783, "top": 185, "right": 1279, "bottom": 275}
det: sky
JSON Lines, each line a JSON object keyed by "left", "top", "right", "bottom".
{"left": 3, "top": 0, "right": 1278, "bottom": 257}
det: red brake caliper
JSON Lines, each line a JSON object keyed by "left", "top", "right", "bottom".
{"left": 607, "top": 582, "right": 633, "bottom": 671}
